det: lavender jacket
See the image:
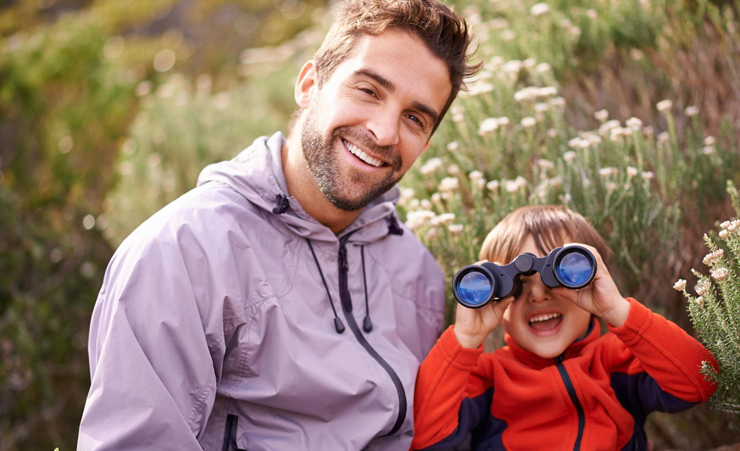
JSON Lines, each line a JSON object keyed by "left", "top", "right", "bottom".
{"left": 78, "top": 132, "right": 446, "bottom": 450}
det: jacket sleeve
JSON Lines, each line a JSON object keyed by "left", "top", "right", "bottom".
{"left": 77, "top": 224, "right": 227, "bottom": 450}
{"left": 412, "top": 326, "right": 492, "bottom": 450}
{"left": 606, "top": 297, "right": 718, "bottom": 415}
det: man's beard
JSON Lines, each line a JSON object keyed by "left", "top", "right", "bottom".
{"left": 301, "top": 106, "right": 404, "bottom": 211}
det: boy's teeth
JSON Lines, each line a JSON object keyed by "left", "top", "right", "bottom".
{"left": 344, "top": 140, "right": 382, "bottom": 167}
{"left": 529, "top": 313, "right": 562, "bottom": 324}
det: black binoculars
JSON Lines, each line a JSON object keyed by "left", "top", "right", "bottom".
{"left": 452, "top": 245, "right": 597, "bottom": 309}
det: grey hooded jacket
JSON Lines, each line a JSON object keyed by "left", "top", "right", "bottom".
{"left": 78, "top": 132, "right": 446, "bottom": 450}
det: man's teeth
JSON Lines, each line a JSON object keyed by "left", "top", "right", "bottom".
{"left": 344, "top": 140, "right": 382, "bottom": 167}
{"left": 529, "top": 313, "right": 562, "bottom": 324}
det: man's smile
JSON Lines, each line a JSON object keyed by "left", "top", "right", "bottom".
{"left": 342, "top": 138, "right": 385, "bottom": 168}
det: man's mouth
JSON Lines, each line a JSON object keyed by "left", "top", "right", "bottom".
{"left": 343, "top": 139, "right": 384, "bottom": 168}
{"left": 528, "top": 312, "right": 563, "bottom": 331}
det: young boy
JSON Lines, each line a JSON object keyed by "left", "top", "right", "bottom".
{"left": 412, "top": 205, "right": 717, "bottom": 451}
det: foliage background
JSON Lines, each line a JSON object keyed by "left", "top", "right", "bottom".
{"left": 1, "top": 0, "right": 739, "bottom": 449}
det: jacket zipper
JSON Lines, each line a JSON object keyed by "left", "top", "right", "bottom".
{"left": 338, "top": 235, "right": 407, "bottom": 437}
{"left": 222, "top": 414, "right": 248, "bottom": 451}
{"left": 555, "top": 354, "right": 585, "bottom": 451}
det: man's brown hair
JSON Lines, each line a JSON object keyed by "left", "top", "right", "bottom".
{"left": 479, "top": 205, "right": 613, "bottom": 266}
{"left": 314, "top": 0, "right": 480, "bottom": 133}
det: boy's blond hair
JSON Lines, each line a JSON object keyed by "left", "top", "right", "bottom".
{"left": 479, "top": 205, "right": 612, "bottom": 266}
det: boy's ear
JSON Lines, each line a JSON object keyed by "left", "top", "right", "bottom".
{"left": 295, "top": 60, "right": 317, "bottom": 109}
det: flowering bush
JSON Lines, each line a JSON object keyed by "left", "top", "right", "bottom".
{"left": 675, "top": 183, "right": 740, "bottom": 415}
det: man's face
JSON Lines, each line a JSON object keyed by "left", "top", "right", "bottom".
{"left": 297, "top": 29, "right": 452, "bottom": 211}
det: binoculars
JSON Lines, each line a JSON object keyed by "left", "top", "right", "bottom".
{"left": 452, "top": 245, "right": 597, "bottom": 309}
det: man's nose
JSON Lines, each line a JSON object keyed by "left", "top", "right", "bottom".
{"left": 367, "top": 110, "right": 400, "bottom": 147}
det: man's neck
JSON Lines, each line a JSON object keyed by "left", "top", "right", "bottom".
{"left": 281, "top": 137, "right": 361, "bottom": 235}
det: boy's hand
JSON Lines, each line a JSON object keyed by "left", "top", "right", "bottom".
{"left": 453, "top": 260, "right": 515, "bottom": 348}
{"left": 553, "top": 243, "right": 630, "bottom": 327}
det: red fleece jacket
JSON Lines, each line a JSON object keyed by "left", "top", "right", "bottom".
{"left": 413, "top": 298, "right": 717, "bottom": 451}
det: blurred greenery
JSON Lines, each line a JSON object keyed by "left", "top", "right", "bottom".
{"left": 1, "top": 0, "right": 739, "bottom": 449}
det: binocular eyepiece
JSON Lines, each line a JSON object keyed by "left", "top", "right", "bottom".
{"left": 452, "top": 245, "right": 597, "bottom": 309}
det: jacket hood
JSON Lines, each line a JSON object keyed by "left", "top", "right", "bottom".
{"left": 196, "top": 132, "right": 404, "bottom": 244}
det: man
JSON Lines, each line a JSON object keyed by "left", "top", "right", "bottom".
{"left": 78, "top": 0, "right": 479, "bottom": 449}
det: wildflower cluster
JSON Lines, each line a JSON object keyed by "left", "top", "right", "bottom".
{"left": 675, "top": 184, "right": 740, "bottom": 414}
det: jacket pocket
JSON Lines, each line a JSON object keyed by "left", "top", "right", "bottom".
{"left": 222, "top": 414, "right": 249, "bottom": 451}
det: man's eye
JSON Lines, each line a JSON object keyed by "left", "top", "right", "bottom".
{"left": 360, "top": 88, "right": 377, "bottom": 97}
{"left": 406, "top": 114, "right": 423, "bottom": 127}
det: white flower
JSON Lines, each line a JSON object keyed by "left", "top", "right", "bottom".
{"left": 605, "top": 181, "right": 617, "bottom": 192}
{"left": 720, "top": 220, "right": 731, "bottom": 230}
{"left": 703, "top": 249, "right": 724, "bottom": 266}
{"left": 625, "top": 117, "right": 643, "bottom": 130}
{"left": 420, "top": 157, "right": 443, "bottom": 175}
{"left": 641, "top": 171, "right": 655, "bottom": 181}
{"left": 704, "top": 136, "right": 716, "bottom": 146}
{"left": 453, "top": 113, "right": 464, "bottom": 123}
{"left": 448, "top": 224, "right": 464, "bottom": 235}
{"left": 438, "top": 177, "right": 459, "bottom": 192}
{"left": 568, "top": 137, "right": 589, "bottom": 150}
{"left": 656, "top": 99, "right": 673, "bottom": 113}
{"left": 569, "top": 26, "right": 582, "bottom": 37}
{"left": 502, "top": 60, "right": 523, "bottom": 74}
{"left": 420, "top": 199, "right": 432, "bottom": 209}
{"left": 685, "top": 105, "right": 700, "bottom": 117}
{"left": 711, "top": 267, "right": 729, "bottom": 282}
{"left": 535, "top": 102, "right": 550, "bottom": 114}
{"left": 478, "top": 117, "right": 500, "bottom": 136}
{"left": 549, "top": 97, "right": 566, "bottom": 108}
{"left": 594, "top": 109, "right": 609, "bottom": 122}
{"left": 486, "top": 180, "right": 500, "bottom": 191}
{"left": 586, "top": 9, "right": 598, "bottom": 19}
{"left": 538, "top": 86, "right": 558, "bottom": 98}
{"left": 536, "top": 62, "right": 552, "bottom": 74}
{"left": 431, "top": 213, "right": 456, "bottom": 226}
{"left": 400, "top": 187, "right": 415, "bottom": 201}
{"left": 514, "top": 87, "right": 540, "bottom": 103}
{"left": 598, "top": 120, "right": 621, "bottom": 136}
{"left": 694, "top": 296, "right": 705, "bottom": 308}
{"left": 521, "top": 116, "right": 537, "bottom": 128}
{"left": 703, "top": 146, "right": 715, "bottom": 155}
{"left": 447, "top": 165, "right": 460, "bottom": 175}
{"left": 469, "top": 170, "right": 484, "bottom": 181}
{"left": 695, "top": 280, "right": 711, "bottom": 296}
{"left": 673, "top": 279, "right": 687, "bottom": 291}
{"left": 447, "top": 141, "right": 459, "bottom": 152}
{"left": 405, "top": 210, "right": 435, "bottom": 230}
{"left": 627, "top": 166, "right": 638, "bottom": 178}
{"left": 504, "top": 176, "right": 527, "bottom": 193}
{"left": 537, "top": 159, "right": 555, "bottom": 170}
{"left": 599, "top": 167, "right": 617, "bottom": 177}
{"left": 496, "top": 116, "right": 511, "bottom": 126}
{"left": 530, "top": 3, "right": 551, "bottom": 16}
{"left": 719, "top": 229, "right": 729, "bottom": 239}
{"left": 657, "top": 132, "right": 670, "bottom": 145}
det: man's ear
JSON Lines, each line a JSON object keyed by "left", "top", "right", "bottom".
{"left": 295, "top": 60, "right": 318, "bottom": 109}
{"left": 422, "top": 140, "right": 431, "bottom": 152}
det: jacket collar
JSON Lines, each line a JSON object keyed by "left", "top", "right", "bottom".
{"left": 196, "top": 132, "right": 403, "bottom": 244}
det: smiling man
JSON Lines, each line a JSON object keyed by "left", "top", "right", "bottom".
{"left": 78, "top": 1, "right": 479, "bottom": 450}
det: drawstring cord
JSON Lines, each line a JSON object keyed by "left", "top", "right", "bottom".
{"left": 306, "top": 239, "right": 345, "bottom": 334}
{"left": 360, "top": 246, "right": 372, "bottom": 332}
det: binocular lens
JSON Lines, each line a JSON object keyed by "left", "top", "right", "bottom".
{"left": 456, "top": 271, "right": 492, "bottom": 307}
{"left": 556, "top": 250, "right": 593, "bottom": 287}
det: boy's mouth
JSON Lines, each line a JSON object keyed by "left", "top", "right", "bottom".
{"left": 528, "top": 312, "right": 563, "bottom": 331}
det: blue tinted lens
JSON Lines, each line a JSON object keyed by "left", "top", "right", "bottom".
{"left": 556, "top": 252, "right": 593, "bottom": 287}
{"left": 457, "top": 271, "right": 492, "bottom": 306}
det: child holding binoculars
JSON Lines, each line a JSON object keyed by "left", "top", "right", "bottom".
{"left": 412, "top": 205, "right": 717, "bottom": 451}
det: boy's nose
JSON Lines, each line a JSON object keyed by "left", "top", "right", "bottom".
{"left": 528, "top": 278, "right": 552, "bottom": 303}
